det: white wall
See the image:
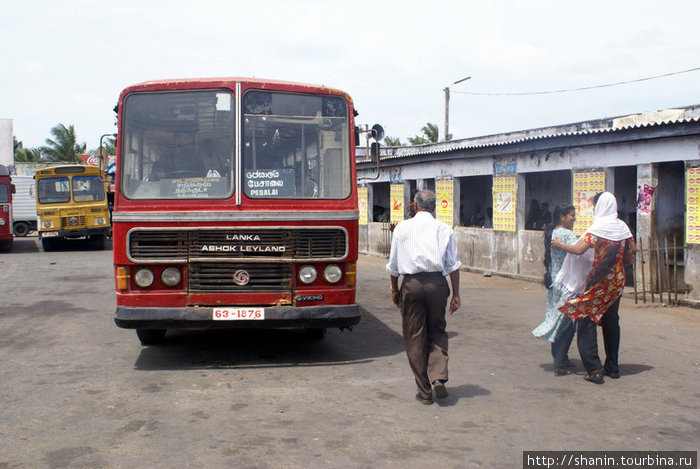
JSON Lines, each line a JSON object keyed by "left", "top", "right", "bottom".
{"left": 0, "top": 119, "right": 13, "bottom": 167}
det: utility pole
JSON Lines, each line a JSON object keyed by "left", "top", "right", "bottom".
{"left": 443, "top": 76, "right": 471, "bottom": 141}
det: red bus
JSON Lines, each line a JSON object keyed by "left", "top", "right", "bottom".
{"left": 0, "top": 164, "right": 13, "bottom": 251}
{"left": 112, "top": 78, "right": 361, "bottom": 344}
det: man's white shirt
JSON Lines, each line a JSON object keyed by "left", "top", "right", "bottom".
{"left": 386, "top": 211, "right": 461, "bottom": 277}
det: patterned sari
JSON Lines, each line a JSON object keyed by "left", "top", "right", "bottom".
{"left": 558, "top": 233, "right": 633, "bottom": 324}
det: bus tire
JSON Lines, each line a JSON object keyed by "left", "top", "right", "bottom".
{"left": 304, "top": 328, "right": 326, "bottom": 340}
{"left": 136, "top": 329, "right": 166, "bottom": 345}
{"left": 41, "top": 238, "right": 56, "bottom": 252}
{"left": 91, "top": 234, "right": 107, "bottom": 250}
{"left": 13, "top": 221, "right": 30, "bottom": 237}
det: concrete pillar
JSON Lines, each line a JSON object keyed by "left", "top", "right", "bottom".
{"left": 454, "top": 178, "right": 462, "bottom": 227}
{"left": 636, "top": 163, "right": 658, "bottom": 296}
{"left": 517, "top": 173, "right": 527, "bottom": 230}
{"left": 605, "top": 167, "right": 615, "bottom": 193}
{"left": 684, "top": 161, "right": 700, "bottom": 301}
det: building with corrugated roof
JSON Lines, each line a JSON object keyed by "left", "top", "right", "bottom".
{"left": 357, "top": 104, "right": 700, "bottom": 306}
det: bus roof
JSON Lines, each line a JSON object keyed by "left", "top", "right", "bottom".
{"left": 119, "top": 77, "right": 352, "bottom": 103}
{"left": 35, "top": 164, "right": 102, "bottom": 177}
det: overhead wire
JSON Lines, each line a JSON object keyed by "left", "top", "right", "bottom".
{"left": 452, "top": 66, "right": 700, "bottom": 96}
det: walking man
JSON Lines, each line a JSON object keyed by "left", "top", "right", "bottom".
{"left": 386, "top": 190, "right": 462, "bottom": 404}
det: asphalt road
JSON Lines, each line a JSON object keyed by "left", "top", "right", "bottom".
{"left": 1, "top": 237, "right": 698, "bottom": 468}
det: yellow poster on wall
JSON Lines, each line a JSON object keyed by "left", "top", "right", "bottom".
{"left": 572, "top": 171, "right": 605, "bottom": 235}
{"left": 686, "top": 168, "right": 700, "bottom": 244}
{"left": 358, "top": 186, "right": 368, "bottom": 226}
{"left": 390, "top": 184, "right": 404, "bottom": 224}
{"left": 436, "top": 178, "right": 454, "bottom": 226}
{"left": 492, "top": 175, "right": 517, "bottom": 232}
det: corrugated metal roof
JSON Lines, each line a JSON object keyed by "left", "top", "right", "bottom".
{"left": 367, "top": 104, "right": 700, "bottom": 161}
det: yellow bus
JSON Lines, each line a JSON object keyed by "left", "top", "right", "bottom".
{"left": 35, "top": 165, "right": 110, "bottom": 251}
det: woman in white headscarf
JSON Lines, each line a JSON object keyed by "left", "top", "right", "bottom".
{"left": 551, "top": 192, "right": 635, "bottom": 384}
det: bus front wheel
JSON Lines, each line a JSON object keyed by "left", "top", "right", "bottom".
{"left": 136, "top": 329, "right": 166, "bottom": 345}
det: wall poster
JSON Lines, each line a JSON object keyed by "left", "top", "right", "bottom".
{"left": 436, "top": 178, "right": 454, "bottom": 226}
{"left": 492, "top": 175, "right": 517, "bottom": 232}
{"left": 358, "top": 186, "right": 368, "bottom": 226}
{"left": 686, "top": 168, "right": 700, "bottom": 244}
{"left": 572, "top": 171, "right": 605, "bottom": 236}
{"left": 390, "top": 184, "right": 404, "bottom": 224}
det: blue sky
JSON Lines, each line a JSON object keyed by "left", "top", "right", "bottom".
{"left": 2, "top": 0, "right": 699, "bottom": 149}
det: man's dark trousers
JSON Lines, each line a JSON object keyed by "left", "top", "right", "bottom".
{"left": 400, "top": 272, "right": 450, "bottom": 399}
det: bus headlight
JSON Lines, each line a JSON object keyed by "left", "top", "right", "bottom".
{"left": 323, "top": 264, "right": 342, "bottom": 284}
{"left": 298, "top": 265, "right": 317, "bottom": 284}
{"left": 134, "top": 268, "right": 155, "bottom": 288}
{"left": 42, "top": 220, "right": 53, "bottom": 229}
{"left": 94, "top": 217, "right": 106, "bottom": 225}
{"left": 161, "top": 267, "right": 182, "bottom": 287}
{"left": 0, "top": 219, "right": 4, "bottom": 226}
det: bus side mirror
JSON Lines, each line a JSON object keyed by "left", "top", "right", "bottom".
{"left": 10, "top": 184, "right": 16, "bottom": 194}
{"left": 354, "top": 126, "right": 360, "bottom": 147}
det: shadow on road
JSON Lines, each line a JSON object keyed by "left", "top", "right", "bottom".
{"left": 435, "top": 383, "right": 492, "bottom": 407}
{"left": 2, "top": 236, "right": 112, "bottom": 253}
{"left": 538, "top": 361, "right": 654, "bottom": 376}
{"left": 2, "top": 237, "right": 40, "bottom": 254}
{"left": 133, "top": 306, "right": 404, "bottom": 371}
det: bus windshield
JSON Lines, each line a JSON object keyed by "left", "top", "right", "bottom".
{"left": 0, "top": 184, "right": 8, "bottom": 203}
{"left": 72, "top": 176, "right": 106, "bottom": 202}
{"left": 38, "top": 177, "right": 70, "bottom": 204}
{"left": 121, "top": 90, "right": 235, "bottom": 200}
{"left": 243, "top": 91, "right": 351, "bottom": 199}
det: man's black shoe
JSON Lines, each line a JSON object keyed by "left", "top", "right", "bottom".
{"left": 604, "top": 370, "right": 620, "bottom": 379}
{"left": 584, "top": 372, "right": 605, "bottom": 384}
{"left": 415, "top": 393, "right": 433, "bottom": 405}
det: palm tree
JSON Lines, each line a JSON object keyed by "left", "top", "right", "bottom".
{"left": 384, "top": 136, "right": 402, "bottom": 146}
{"left": 421, "top": 123, "right": 439, "bottom": 143}
{"left": 408, "top": 135, "right": 427, "bottom": 145}
{"left": 40, "top": 124, "right": 86, "bottom": 162}
{"left": 408, "top": 122, "right": 439, "bottom": 146}
{"left": 13, "top": 137, "right": 43, "bottom": 162}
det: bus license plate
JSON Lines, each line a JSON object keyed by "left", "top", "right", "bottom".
{"left": 213, "top": 308, "right": 265, "bottom": 320}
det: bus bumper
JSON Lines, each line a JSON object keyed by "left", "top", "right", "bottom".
{"left": 114, "top": 304, "right": 361, "bottom": 330}
{"left": 41, "top": 227, "right": 109, "bottom": 239}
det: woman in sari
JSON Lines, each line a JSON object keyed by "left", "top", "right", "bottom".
{"left": 552, "top": 192, "right": 635, "bottom": 384}
{"left": 532, "top": 204, "right": 577, "bottom": 376}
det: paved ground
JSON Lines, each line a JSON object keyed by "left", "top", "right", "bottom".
{"left": 0, "top": 238, "right": 698, "bottom": 468}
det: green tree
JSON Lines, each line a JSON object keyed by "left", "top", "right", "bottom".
{"left": 408, "top": 122, "right": 439, "bottom": 145}
{"left": 421, "top": 123, "right": 439, "bottom": 143}
{"left": 407, "top": 135, "right": 427, "bottom": 145}
{"left": 40, "top": 124, "right": 86, "bottom": 162}
{"left": 13, "top": 137, "right": 43, "bottom": 162}
{"left": 384, "top": 136, "right": 402, "bottom": 146}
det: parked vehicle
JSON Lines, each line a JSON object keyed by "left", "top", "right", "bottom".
{"left": 112, "top": 77, "right": 361, "bottom": 344}
{"left": 10, "top": 175, "right": 37, "bottom": 237}
{"left": 35, "top": 164, "right": 111, "bottom": 251}
{"left": 0, "top": 164, "right": 14, "bottom": 250}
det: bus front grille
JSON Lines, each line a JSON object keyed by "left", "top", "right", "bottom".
{"left": 128, "top": 228, "right": 347, "bottom": 262}
{"left": 189, "top": 263, "right": 292, "bottom": 293}
{"left": 61, "top": 216, "right": 86, "bottom": 229}
{"left": 129, "top": 231, "right": 188, "bottom": 259}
